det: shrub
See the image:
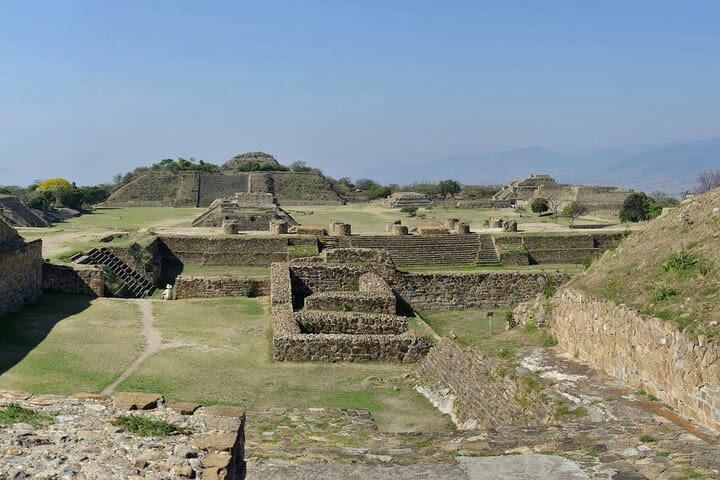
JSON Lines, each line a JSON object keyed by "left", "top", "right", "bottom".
{"left": 29, "top": 191, "right": 54, "bottom": 211}
{"left": 654, "top": 286, "right": 678, "bottom": 302}
{"left": 438, "top": 179, "right": 461, "bottom": 198}
{"left": 542, "top": 277, "right": 558, "bottom": 298}
{"left": 530, "top": 197, "right": 549, "bottom": 214}
{"left": 400, "top": 206, "right": 418, "bottom": 217}
{"left": 561, "top": 201, "right": 587, "bottom": 226}
{"left": 242, "top": 281, "right": 257, "bottom": 298}
{"left": 662, "top": 250, "right": 698, "bottom": 273}
{"left": 0, "top": 404, "right": 53, "bottom": 427}
{"left": 111, "top": 415, "right": 190, "bottom": 437}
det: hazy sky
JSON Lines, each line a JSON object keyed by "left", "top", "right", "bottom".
{"left": 1, "top": 1, "right": 719, "bottom": 186}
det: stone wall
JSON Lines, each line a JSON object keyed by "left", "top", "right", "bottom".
{"left": 417, "top": 339, "right": 552, "bottom": 429}
{"left": 42, "top": 263, "right": 105, "bottom": 297}
{"left": 390, "top": 271, "right": 570, "bottom": 310}
{"left": 546, "top": 288, "right": 720, "bottom": 432}
{"left": 159, "top": 236, "right": 316, "bottom": 266}
{"left": 172, "top": 275, "right": 270, "bottom": 299}
{"left": 270, "top": 261, "right": 431, "bottom": 363}
{"left": 0, "top": 240, "right": 43, "bottom": 316}
{"left": 493, "top": 233, "right": 622, "bottom": 265}
{"left": 293, "top": 311, "right": 408, "bottom": 335}
{"left": 303, "top": 290, "right": 396, "bottom": 314}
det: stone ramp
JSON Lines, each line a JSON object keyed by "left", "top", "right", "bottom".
{"left": 0, "top": 196, "right": 49, "bottom": 227}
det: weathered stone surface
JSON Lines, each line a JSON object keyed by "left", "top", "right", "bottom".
{"left": 0, "top": 234, "right": 42, "bottom": 317}
{"left": 112, "top": 392, "right": 164, "bottom": 410}
{"left": 173, "top": 275, "right": 270, "bottom": 299}
{"left": 42, "top": 262, "right": 105, "bottom": 296}
{"left": 170, "top": 402, "right": 201, "bottom": 415}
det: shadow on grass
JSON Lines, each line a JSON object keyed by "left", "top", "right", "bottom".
{"left": 0, "top": 293, "right": 92, "bottom": 377}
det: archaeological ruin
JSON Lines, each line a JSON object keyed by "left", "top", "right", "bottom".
{"left": 191, "top": 193, "right": 297, "bottom": 229}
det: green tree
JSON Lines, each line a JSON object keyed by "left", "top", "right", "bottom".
{"left": 289, "top": 161, "right": 312, "bottom": 172}
{"left": 562, "top": 201, "right": 587, "bottom": 227}
{"left": 531, "top": 197, "right": 549, "bottom": 214}
{"left": 439, "top": 179, "right": 462, "bottom": 198}
{"left": 619, "top": 192, "right": 654, "bottom": 222}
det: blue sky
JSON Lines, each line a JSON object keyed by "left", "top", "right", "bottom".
{"left": 1, "top": 1, "right": 719, "bottom": 185}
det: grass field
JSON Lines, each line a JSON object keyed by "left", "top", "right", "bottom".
{"left": 0, "top": 294, "right": 451, "bottom": 432}
{"left": 419, "top": 308, "right": 556, "bottom": 357}
{"left": 0, "top": 294, "right": 143, "bottom": 393}
{"left": 17, "top": 207, "right": 203, "bottom": 263}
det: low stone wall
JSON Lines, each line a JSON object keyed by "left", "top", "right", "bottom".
{"left": 173, "top": 275, "right": 270, "bottom": 299}
{"left": 546, "top": 288, "right": 720, "bottom": 432}
{"left": 417, "top": 339, "right": 551, "bottom": 429}
{"left": 42, "top": 263, "right": 105, "bottom": 297}
{"left": 294, "top": 311, "right": 407, "bottom": 335}
{"left": 303, "top": 272, "right": 396, "bottom": 314}
{"left": 303, "top": 291, "right": 396, "bottom": 314}
{"left": 492, "top": 233, "right": 622, "bottom": 265}
{"left": 290, "top": 264, "right": 365, "bottom": 296}
{"left": 390, "top": 271, "right": 570, "bottom": 309}
{"left": 0, "top": 240, "right": 43, "bottom": 316}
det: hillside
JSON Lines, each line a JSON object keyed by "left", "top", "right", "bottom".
{"left": 571, "top": 188, "right": 720, "bottom": 336}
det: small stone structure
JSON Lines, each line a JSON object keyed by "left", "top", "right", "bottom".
{"left": 385, "top": 220, "right": 401, "bottom": 232}
{"left": 384, "top": 191, "right": 433, "bottom": 208}
{"left": 42, "top": 263, "right": 105, "bottom": 297}
{"left": 193, "top": 192, "right": 298, "bottom": 230}
{"left": 173, "top": 275, "right": 271, "bottom": 299}
{"left": 502, "top": 219, "right": 518, "bottom": 232}
{"left": 454, "top": 223, "right": 471, "bottom": 235}
{"left": 489, "top": 217, "right": 503, "bottom": 228}
{"left": 269, "top": 220, "right": 288, "bottom": 234}
{"left": 0, "top": 218, "right": 42, "bottom": 316}
{"left": 328, "top": 220, "right": 351, "bottom": 237}
{"left": 390, "top": 224, "right": 408, "bottom": 236}
{"left": 222, "top": 220, "right": 239, "bottom": 235}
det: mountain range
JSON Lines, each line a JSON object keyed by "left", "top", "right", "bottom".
{"left": 366, "top": 138, "right": 720, "bottom": 196}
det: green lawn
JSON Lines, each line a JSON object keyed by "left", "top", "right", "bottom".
{"left": 114, "top": 297, "right": 451, "bottom": 433}
{"left": 419, "top": 308, "right": 555, "bottom": 358}
{"left": 17, "top": 207, "right": 203, "bottom": 263}
{"left": 0, "top": 294, "right": 143, "bottom": 393}
{"left": 176, "top": 264, "right": 271, "bottom": 277}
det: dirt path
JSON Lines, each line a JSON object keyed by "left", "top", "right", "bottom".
{"left": 101, "top": 299, "right": 184, "bottom": 395}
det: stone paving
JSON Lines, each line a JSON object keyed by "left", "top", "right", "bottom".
{"left": 1, "top": 347, "right": 719, "bottom": 479}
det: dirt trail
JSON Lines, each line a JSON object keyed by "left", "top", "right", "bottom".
{"left": 101, "top": 299, "right": 185, "bottom": 395}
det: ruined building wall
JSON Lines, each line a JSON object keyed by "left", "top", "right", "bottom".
{"left": 0, "top": 240, "right": 43, "bottom": 316}
{"left": 548, "top": 288, "right": 720, "bottom": 433}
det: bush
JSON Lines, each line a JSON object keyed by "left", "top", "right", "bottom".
{"left": 29, "top": 191, "right": 54, "bottom": 211}
{"left": 561, "top": 201, "right": 587, "bottom": 226}
{"left": 531, "top": 197, "right": 549, "bottom": 214}
{"left": 662, "top": 250, "right": 699, "bottom": 273}
{"left": 619, "top": 192, "right": 654, "bottom": 222}
{"left": 242, "top": 281, "right": 257, "bottom": 298}
{"left": 654, "top": 286, "right": 678, "bottom": 302}
{"left": 400, "top": 206, "right": 418, "bottom": 217}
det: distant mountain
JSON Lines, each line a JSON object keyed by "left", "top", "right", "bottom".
{"left": 367, "top": 139, "right": 720, "bottom": 196}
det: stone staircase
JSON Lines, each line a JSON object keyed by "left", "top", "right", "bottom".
{"left": 329, "top": 234, "right": 500, "bottom": 267}
{"left": 82, "top": 247, "right": 154, "bottom": 298}
{"left": 197, "top": 173, "right": 250, "bottom": 207}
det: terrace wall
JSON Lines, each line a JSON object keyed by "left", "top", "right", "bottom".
{"left": 172, "top": 275, "right": 271, "bottom": 299}
{"left": 159, "top": 236, "right": 315, "bottom": 266}
{"left": 545, "top": 288, "right": 720, "bottom": 433}
{"left": 42, "top": 263, "right": 105, "bottom": 297}
{"left": 389, "top": 271, "right": 570, "bottom": 310}
{"left": 0, "top": 240, "right": 43, "bottom": 316}
{"left": 293, "top": 311, "right": 407, "bottom": 335}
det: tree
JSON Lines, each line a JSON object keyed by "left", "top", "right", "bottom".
{"left": 619, "top": 192, "right": 654, "bottom": 222}
{"left": 37, "top": 178, "right": 72, "bottom": 191}
{"left": 337, "top": 177, "right": 354, "bottom": 189}
{"left": 355, "top": 178, "right": 379, "bottom": 191}
{"left": 400, "top": 206, "right": 418, "bottom": 217}
{"left": 562, "top": 201, "right": 587, "bottom": 227}
{"left": 695, "top": 169, "right": 720, "bottom": 195}
{"left": 439, "top": 179, "right": 461, "bottom": 198}
{"left": 289, "top": 161, "right": 312, "bottom": 172}
{"left": 530, "top": 197, "right": 549, "bottom": 215}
